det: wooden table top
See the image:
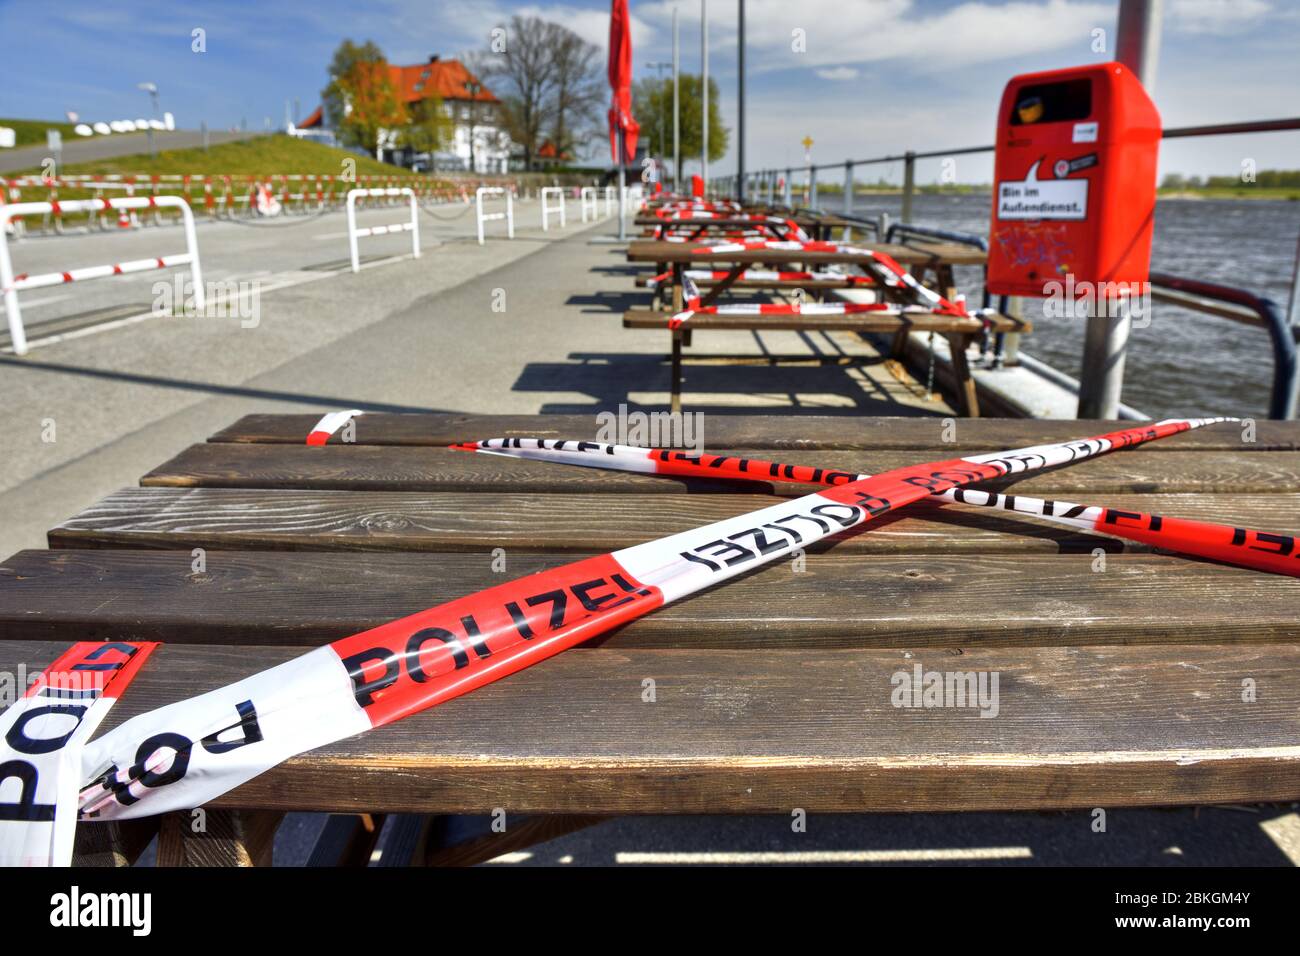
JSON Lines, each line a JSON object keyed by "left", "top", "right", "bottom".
{"left": 2, "top": 413, "right": 1298, "bottom": 814}
{"left": 626, "top": 240, "right": 989, "bottom": 266}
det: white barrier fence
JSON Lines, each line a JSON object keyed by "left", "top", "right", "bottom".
{"left": 580, "top": 187, "right": 599, "bottom": 223}
{"left": 601, "top": 184, "right": 644, "bottom": 220}
{"left": 475, "top": 187, "right": 515, "bottom": 245}
{"left": 345, "top": 187, "right": 420, "bottom": 274}
{"left": 1, "top": 195, "right": 203, "bottom": 356}
{"left": 540, "top": 187, "right": 567, "bottom": 231}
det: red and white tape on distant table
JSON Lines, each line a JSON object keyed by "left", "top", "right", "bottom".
{"left": 645, "top": 269, "right": 877, "bottom": 291}
{"left": 666, "top": 247, "right": 972, "bottom": 329}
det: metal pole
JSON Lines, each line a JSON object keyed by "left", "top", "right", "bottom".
{"left": 1080, "top": 0, "right": 1163, "bottom": 418}
{"left": 809, "top": 165, "right": 818, "bottom": 208}
{"left": 843, "top": 161, "right": 852, "bottom": 215}
{"left": 1116, "top": 0, "right": 1163, "bottom": 89}
{"left": 701, "top": 0, "right": 709, "bottom": 190}
{"left": 783, "top": 168, "right": 792, "bottom": 207}
{"left": 673, "top": 8, "right": 680, "bottom": 193}
{"left": 737, "top": 0, "right": 745, "bottom": 203}
{"left": 617, "top": 126, "right": 626, "bottom": 241}
{"left": 1287, "top": 231, "right": 1300, "bottom": 327}
{"left": 901, "top": 150, "right": 915, "bottom": 223}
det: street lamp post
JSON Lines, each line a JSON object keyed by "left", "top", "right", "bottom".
{"left": 138, "top": 82, "right": 159, "bottom": 158}
{"left": 645, "top": 61, "right": 671, "bottom": 181}
{"left": 464, "top": 81, "right": 482, "bottom": 174}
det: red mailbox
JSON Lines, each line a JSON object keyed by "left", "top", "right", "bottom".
{"left": 987, "top": 62, "right": 1161, "bottom": 297}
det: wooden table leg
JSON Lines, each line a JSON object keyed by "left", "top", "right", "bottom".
{"left": 156, "top": 808, "right": 284, "bottom": 867}
{"left": 73, "top": 818, "right": 159, "bottom": 867}
{"left": 944, "top": 332, "right": 981, "bottom": 418}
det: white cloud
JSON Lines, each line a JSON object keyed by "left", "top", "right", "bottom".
{"left": 815, "top": 66, "right": 860, "bottom": 81}
{"left": 637, "top": 0, "right": 1113, "bottom": 71}
{"left": 1167, "top": 0, "right": 1273, "bottom": 34}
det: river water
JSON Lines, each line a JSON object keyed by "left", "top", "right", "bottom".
{"left": 843, "top": 192, "right": 1299, "bottom": 418}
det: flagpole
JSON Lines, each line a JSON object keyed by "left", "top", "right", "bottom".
{"left": 617, "top": 126, "right": 626, "bottom": 240}
{"left": 672, "top": 6, "right": 680, "bottom": 193}
{"left": 737, "top": 0, "right": 745, "bottom": 202}
{"left": 701, "top": 0, "right": 708, "bottom": 194}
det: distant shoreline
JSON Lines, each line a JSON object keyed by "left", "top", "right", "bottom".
{"left": 812, "top": 186, "right": 1299, "bottom": 201}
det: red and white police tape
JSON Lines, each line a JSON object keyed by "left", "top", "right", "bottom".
{"left": 0, "top": 643, "right": 157, "bottom": 866}
{"left": 667, "top": 254, "right": 969, "bottom": 330}
{"left": 0, "top": 417, "right": 1258, "bottom": 864}
{"left": 306, "top": 409, "right": 364, "bottom": 445}
{"left": 454, "top": 421, "right": 1299, "bottom": 578}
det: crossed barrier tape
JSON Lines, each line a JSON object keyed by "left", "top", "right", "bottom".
{"left": 456, "top": 426, "right": 1300, "bottom": 578}
{"left": 667, "top": 246, "right": 969, "bottom": 330}
{"left": 2, "top": 416, "right": 1266, "bottom": 865}
{"left": 646, "top": 269, "right": 877, "bottom": 291}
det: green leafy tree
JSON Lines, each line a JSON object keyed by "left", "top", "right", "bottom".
{"left": 634, "top": 74, "right": 728, "bottom": 177}
{"left": 322, "top": 39, "right": 407, "bottom": 155}
{"left": 399, "top": 96, "right": 454, "bottom": 154}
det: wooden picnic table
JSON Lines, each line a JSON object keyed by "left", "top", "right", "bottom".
{"left": 2, "top": 413, "right": 1298, "bottom": 866}
{"left": 627, "top": 239, "right": 990, "bottom": 270}
{"left": 624, "top": 239, "right": 1020, "bottom": 417}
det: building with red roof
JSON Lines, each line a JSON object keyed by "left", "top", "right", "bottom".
{"left": 293, "top": 55, "right": 515, "bottom": 173}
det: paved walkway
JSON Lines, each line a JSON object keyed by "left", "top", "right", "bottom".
{"left": 0, "top": 129, "right": 262, "bottom": 174}
{"left": 0, "top": 205, "right": 943, "bottom": 556}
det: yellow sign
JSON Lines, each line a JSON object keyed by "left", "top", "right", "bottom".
{"left": 801, "top": 136, "right": 814, "bottom": 151}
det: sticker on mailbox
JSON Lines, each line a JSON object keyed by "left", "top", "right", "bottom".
{"left": 997, "top": 159, "right": 1088, "bottom": 221}
{"left": 1072, "top": 121, "right": 1099, "bottom": 143}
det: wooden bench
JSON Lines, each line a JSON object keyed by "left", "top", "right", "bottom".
{"left": 3, "top": 413, "right": 1298, "bottom": 865}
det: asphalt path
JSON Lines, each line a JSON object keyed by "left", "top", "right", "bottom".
{"left": 0, "top": 129, "right": 263, "bottom": 174}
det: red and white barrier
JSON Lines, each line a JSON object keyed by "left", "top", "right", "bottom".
{"left": 540, "top": 186, "right": 567, "bottom": 231}
{"left": 580, "top": 186, "right": 600, "bottom": 223}
{"left": 1, "top": 195, "right": 203, "bottom": 355}
{"left": 345, "top": 187, "right": 420, "bottom": 274}
{"left": 475, "top": 186, "right": 514, "bottom": 245}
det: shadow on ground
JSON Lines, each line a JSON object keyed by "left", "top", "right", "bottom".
{"left": 511, "top": 350, "right": 947, "bottom": 417}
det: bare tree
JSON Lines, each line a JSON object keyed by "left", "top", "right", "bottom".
{"left": 469, "top": 15, "right": 561, "bottom": 169}
{"left": 471, "top": 16, "right": 604, "bottom": 169}
{"left": 548, "top": 28, "right": 603, "bottom": 164}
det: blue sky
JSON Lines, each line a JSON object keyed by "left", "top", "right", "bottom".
{"left": 1, "top": 0, "right": 1296, "bottom": 181}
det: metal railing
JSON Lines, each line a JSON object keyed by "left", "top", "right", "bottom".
{"left": 1149, "top": 273, "right": 1298, "bottom": 419}
{"left": 722, "top": 116, "right": 1300, "bottom": 418}
{"left": 730, "top": 117, "right": 1300, "bottom": 218}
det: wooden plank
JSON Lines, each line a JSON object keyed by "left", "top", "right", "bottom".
{"left": 206, "top": 413, "right": 1296, "bottom": 451}
{"left": 7, "top": 639, "right": 1296, "bottom": 813}
{"left": 47, "top": 488, "right": 1300, "bottom": 553}
{"left": 138, "top": 443, "right": 1300, "bottom": 495}
{"left": 4, "top": 548, "right": 1298, "bottom": 649}
{"left": 626, "top": 240, "right": 989, "bottom": 266}
{"left": 624, "top": 308, "right": 1030, "bottom": 335}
